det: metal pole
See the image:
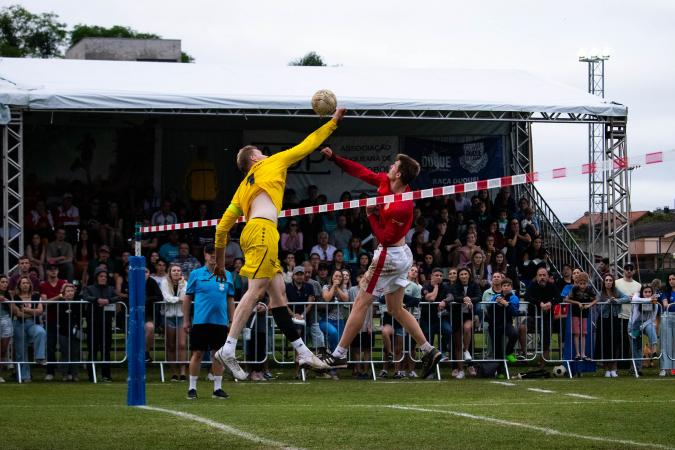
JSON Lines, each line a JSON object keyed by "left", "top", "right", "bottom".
{"left": 127, "top": 255, "right": 146, "bottom": 406}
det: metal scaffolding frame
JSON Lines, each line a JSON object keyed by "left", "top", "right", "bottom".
{"left": 605, "top": 117, "right": 630, "bottom": 274}
{"left": 1, "top": 106, "right": 629, "bottom": 275}
{"left": 1, "top": 109, "right": 23, "bottom": 274}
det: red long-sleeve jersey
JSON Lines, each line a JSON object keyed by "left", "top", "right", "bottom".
{"left": 331, "top": 155, "right": 413, "bottom": 246}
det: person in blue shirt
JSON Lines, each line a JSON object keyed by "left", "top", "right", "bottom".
{"left": 486, "top": 277, "right": 519, "bottom": 365}
{"left": 182, "top": 244, "right": 234, "bottom": 400}
{"left": 659, "top": 273, "right": 675, "bottom": 376}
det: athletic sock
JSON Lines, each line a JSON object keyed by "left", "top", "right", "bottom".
{"left": 271, "top": 306, "right": 301, "bottom": 341}
{"left": 332, "top": 346, "right": 348, "bottom": 359}
{"left": 222, "top": 337, "right": 237, "bottom": 357}
{"left": 213, "top": 376, "right": 223, "bottom": 391}
{"left": 420, "top": 342, "right": 434, "bottom": 354}
{"left": 189, "top": 375, "right": 198, "bottom": 390}
{"left": 291, "top": 338, "right": 312, "bottom": 357}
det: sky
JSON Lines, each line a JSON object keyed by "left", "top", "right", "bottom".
{"left": 10, "top": 0, "right": 675, "bottom": 221}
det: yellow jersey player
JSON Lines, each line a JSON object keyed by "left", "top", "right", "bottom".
{"left": 213, "top": 108, "right": 346, "bottom": 379}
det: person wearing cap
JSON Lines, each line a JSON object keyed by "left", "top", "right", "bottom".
{"left": 56, "top": 193, "right": 80, "bottom": 244}
{"left": 285, "top": 265, "right": 316, "bottom": 378}
{"left": 84, "top": 245, "right": 115, "bottom": 286}
{"left": 46, "top": 227, "right": 74, "bottom": 282}
{"left": 82, "top": 267, "right": 119, "bottom": 382}
{"left": 39, "top": 263, "right": 66, "bottom": 380}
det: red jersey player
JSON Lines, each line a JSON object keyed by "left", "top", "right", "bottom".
{"left": 319, "top": 147, "right": 442, "bottom": 378}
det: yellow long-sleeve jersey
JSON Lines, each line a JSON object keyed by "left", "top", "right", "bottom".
{"left": 215, "top": 118, "right": 338, "bottom": 248}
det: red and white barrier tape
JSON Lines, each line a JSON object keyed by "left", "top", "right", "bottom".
{"left": 141, "top": 149, "right": 674, "bottom": 233}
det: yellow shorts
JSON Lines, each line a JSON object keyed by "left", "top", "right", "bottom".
{"left": 239, "top": 218, "right": 282, "bottom": 279}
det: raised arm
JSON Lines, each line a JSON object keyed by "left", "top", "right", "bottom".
{"left": 322, "top": 147, "right": 383, "bottom": 187}
{"left": 214, "top": 191, "right": 243, "bottom": 278}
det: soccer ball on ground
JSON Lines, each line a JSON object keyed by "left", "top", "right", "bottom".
{"left": 552, "top": 365, "right": 567, "bottom": 378}
{"left": 311, "top": 89, "right": 337, "bottom": 116}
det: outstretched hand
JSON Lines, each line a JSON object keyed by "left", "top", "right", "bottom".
{"left": 332, "top": 108, "right": 347, "bottom": 122}
{"left": 320, "top": 147, "right": 333, "bottom": 159}
{"left": 210, "top": 265, "right": 227, "bottom": 283}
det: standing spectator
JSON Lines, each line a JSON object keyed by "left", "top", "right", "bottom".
{"left": 25, "top": 233, "right": 46, "bottom": 280}
{"left": 144, "top": 267, "right": 163, "bottom": 363}
{"left": 8, "top": 255, "right": 41, "bottom": 292}
{"left": 485, "top": 277, "right": 519, "bottom": 370}
{"left": 420, "top": 269, "right": 452, "bottom": 362}
{"left": 160, "top": 263, "right": 187, "bottom": 382}
{"left": 320, "top": 270, "right": 349, "bottom": 353}
{"left": 74, "top": 229, "right": 95, "bottom": 283}
{"left": 302, "top": 262, "right": 326, "bottom": 356}
{"left": 82, "top": 267, "right": 118, "bottom": 382}
{"left": 522, "top": 267, "right": 560, "bottom": 364}
{"left": 56, "top": 193, "right": 80, "bottom": 243}
{"left": 311, "top": 231, "right": 337, "bottom": 262}
{"left": 159, "top": 231, "right": 181, "bottom": 263}
{"left": 332, "top": 215, "right": 353, "bottom": 251}
{"left": 660, "top": 273, "right": 675, "bottom": 377}
{"left": 46, "top": 227, "right": 75, "bottom": 281}
{"left": 615, "top": 263, "right": 642, "bottom": 365}
{"left": 39, "top": 263, "right": 66, "bottom": 380}
{"left": 555, "top": 264, "right": 574, "bottom": 294}
{"left": 0, "top": 275, "right": 13, "bottom": 381}
{"left": 84, "top": 245, "right": 115, "bottom": 286}
{"left": 151, "top": 200, "right": 178, "bottom": 227}
{"left": 595, "top": 274, "right": 630, "bottom": 377}
{"left": 174, "top": 243, "right": 201, "bottom": 278}
{"left": 28, "top": 200, "right": 54, "bottom": 239}
{"left": 182, "top": 245, "right": 234, "bottom": 400}
{"left": 57, "top": 283, "right": 81, "bottom": 381}
{"left": 11, "top": 275, "right": 47, "bottom": 382}
{"left": 564, "top": 272, "right": 597, "bottom": 361}
{"left": 280, "top": 220, "right": 304, "bottom": 259}
{"left": 629, "top": 285, "right": 660, "bottom": 376}
{"left": 450, "top": 268, "right": 481, "bottom": 378}
{"left": 348, "top": 272, "right": 373, "bottom": 379}
{"left": 286, "top": 266, "right": 316, "bottom": 378}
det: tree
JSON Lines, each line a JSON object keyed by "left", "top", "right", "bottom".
{"left": 289, "top": 51, "right": 326, "bottom": 66}
{"left": 0, "top": 4, "right": 67, "bottom": 57}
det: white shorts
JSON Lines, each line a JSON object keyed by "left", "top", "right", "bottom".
{"left": 361, "top": 245, "right": 412, "bottom": 297}
{"left": 0, "top": 315, "right": 12, "bottom": 338}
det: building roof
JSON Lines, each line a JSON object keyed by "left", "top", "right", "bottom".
{"left": 566, "top": 211, "right": 649, "bottom": 231}
{"left": 0, "top": 57, "right": 627, "bottom": 115}
{"left": 632, "top": 220, "right": 675, "bottom": 239}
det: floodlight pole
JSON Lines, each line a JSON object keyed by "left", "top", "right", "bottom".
{"left": 579, "top": 53, "right": 609, "bottom": 283}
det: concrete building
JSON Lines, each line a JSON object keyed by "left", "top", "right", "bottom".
{"left": 65, "top": 38, "right": 181, "bottom": 62}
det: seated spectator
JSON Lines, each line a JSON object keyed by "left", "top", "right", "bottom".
{"left": 316, "top": 262, "right": 331, "bottom": 287}
{"left": 74, "top": 229, "right": 95, "bottom": 282}
{"left": 224, "top": 232, "right": 243, "bottom": 270}
{"left": 484, "top": 220, "right": 505, "bottom": 252}
{"left": 282, "top": 253, "right": 297, "bottom": 284}
{"left": 84, "top": 245, "right": 115, "bottom": 286}
{"left": 10, "top": 275, "right": 47, "bottom": 381}
{"left": 453, "top": 193, "right": 471, "bottom": 214}
{"left": 344, "top": 237, "right": 366, "bottom": 265}
{"left": 151, "top": 199, "right": 178, "bottom": 226}
{"left": 56, "top": 193, "right": 80, "bottom": 243}
{"left": 311, "top": 231, "right": 337, "bottom": 262}
{"left": 482, "top": 234, "right": 498, "bottom": 269}
{"left": 299, "top": 184, "right": 319, "bottom": 208}
{"left": 595, "top": 274, "right": 630, "bottom": 377}
{"left": 485, "top": 277, "right": 519, "bottom": 370}
{"left": 46, "top": 227, "right": 75, "bottom": 281}
{"left": 99, "top": 201, "right": 124, "bottom": 252}
{"left": 520, "top": 207, "right": 540, "bottom": 239}
{"left": 467, "top": 250, "right": 489, "bottom": 291}
{"left": 25, "top": 233, "right": 46, "bottom": 280}
{"left": 351, "top": 253, "right": 372, "bottom": 283}
{"left": 450, "top": 268, "right": 481, "bottom": 378}
{"left": 8, "top": 256, "right": 41, "bottom": 293}
{"left": 629, "top": 284, "right": 660, "bottom": 375}
{"left": 477, "top": 190, "right": 493, "bottom": 217}
{"left": 405, "top": 217, "right": 429, "bottom": 246}
{"left": 417, "top": 254, "right": 435, "bottom": 283}
{"left": 429, "top": 221, "right": 460, "bottom": 266}
{"left": 495, "top": 209, "right": 509, "bottom": 235}
{"left": 410, "top": 231, "right": 432, "bottom": 262}
{"left": 320, "top": 270, "right": 349, "bottom": 355}
{"left": 140, "top": 219, "right": 159, "bottom": 255}
{"left": 308, "top": 253, "right": 321, "bottom": 275}
{"left": 57, "top": 283, "right": 81, "bottom": 381}
{"left": 321, "top": 211, "right": 338, "bottom": 237}
{"left": 159, "top": 231, "right": 181, "bottom": 263}
{"left": 332, "top": 250, "right": 348, "bottom": 273}
{"left": 151, "top": 259, "right": 168, "bottom": 284}
{"left": 331, "top": 215, "right": 353, "bottom": 252}
{"left": 28, "top": 199, "right": 54, "bottom": 239}
{"left": 0, "top": 275, "right": 12, "bottom": 380}
{"left": 493, "top": 187, "right": 517, "bottom": 216}
{"left": 280, "top": 220, "right": 304, "bottom": 258}
{"left": 456, "top": 231, "right": 481, "bottom": 268}
{"left": 504, "top": 218, "right": 531, "bottom": 269}
{"left": 563, "top": 272, "right": 597, "bottom": 361}
{"left": 141, "top": 186, "right": 161, "bottom": 217}
{"left": 83, "top": 267, "right": 119, "bottom": 382}
{"left": 174, "top": 243, "right": 201, "bottom": 278}
{"left": 191, "top": 203, "right": 215, "bottom": 250}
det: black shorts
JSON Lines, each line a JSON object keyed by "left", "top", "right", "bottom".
{"left": 190, "top": 323, "right": 228, "bottom": 352}
{"left": 382, "top": 312, "right": 403, "bottom": 331}
{"left": 350, "top": 331, "right": 373, "bottom": 352}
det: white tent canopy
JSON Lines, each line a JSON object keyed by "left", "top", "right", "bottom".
{"left": 0, "top": 57, "right": 626, "bottom": 116}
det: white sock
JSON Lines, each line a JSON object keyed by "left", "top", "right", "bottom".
{"left": 189, "top": 375, "right": 198, "bottom": 390}
{"left": 213, "top": 376, "right": 222, "bottom": 391}
{"left": 420, "top": 342, "right": 433, "bottom": 354}
{"left": 291, "top": 338, "right": 311, "bottom": 356}
{"left": 332, "top": 346, "right": 348, "bottom": 358}
{"left": 222, "top": 337, "right": 237, "bottom": 357}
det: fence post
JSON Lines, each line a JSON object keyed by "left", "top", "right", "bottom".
{"left": 127, "top": 255, "right": 146, "bottom": 406}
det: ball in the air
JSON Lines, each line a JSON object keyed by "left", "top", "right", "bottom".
{"left": 311, "top": 89, "right": 337, "bottom": 116}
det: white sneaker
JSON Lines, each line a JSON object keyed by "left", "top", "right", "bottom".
{"left": 611, "top": 370, "right": 618, "bottom": 378}
{"left": 44, "top": 374, "right": 54, "bottom": 381}
{"left": 659, "top": 370, "right": 667, "bottom": 377}
{"left": 407, "top": 371, "right": 418, "bottom": 378}
{"left": 604, "top": 371, "right": 612, "bottom": 378}
{"left": 455, "top": 370, "right": 465, "bottom": 379}
{"left": 0, "top": 376, "right": 5, "bottom": 383}
{"left": 214, "top": 348, "right": 248, "bottom": 381}
{"left": 298, "top": 352, "right": 329, "bottom": 370}
{"left": 463, "top": 351, "right": 472, "bottom": 362}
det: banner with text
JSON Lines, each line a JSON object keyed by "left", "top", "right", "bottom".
{"left": 405, "top": 136, "right": 505, "bottom": 190}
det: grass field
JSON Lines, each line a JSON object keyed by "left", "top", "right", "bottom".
{"left": 2, "top": 366, "right": 674, "bottom": 449}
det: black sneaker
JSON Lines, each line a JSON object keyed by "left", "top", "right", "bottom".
{"left": 321, "top": 354, "right": 348, "bottom": 369}
{"left": 145, "top": 353, "right": 153, "bottom": 363}
{"left": 212, "top": 389, "right": 229, "bottom": 400}
{"left": 170, "top": 375, "right": 179, "bottom": 382}
{"left": 421, "top": 348, "right": 441, "bottom": 379}
{"left": 101, "top": 377, "right": 113, "bottom": 383}
{"left": 180, "top": 375, "right": 187, "bottom": 382}
{"left": 187, "top": 389, "right": 197, "bottom": 400}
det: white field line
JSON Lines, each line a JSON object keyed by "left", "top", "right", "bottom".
{"left": 384, "top": 405, "right": 674, "bottom": 450}
{"left": 564, "top": 393, "right": 598, "bottom": 400}
{"left": 490, "top": 381, "right": 516, "bottom": 386}
{"left": 138, "top": 405, "right": 304, "bottom": 450}
{"left": 527, "top": 388, "right": 555, "bottom": 394}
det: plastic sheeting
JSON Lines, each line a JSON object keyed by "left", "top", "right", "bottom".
{"left": 0, "top": 57, "right": 627, "bottom": 116}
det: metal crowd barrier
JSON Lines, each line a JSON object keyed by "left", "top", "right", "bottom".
{"left": 4, "top": 300, "right": 127, "bottom": 383}
{"left": 148, "top": 301, "right": 269, "bottom": 382}
{"left": 662, "top": 312, "right": 675, "bottom": 364}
